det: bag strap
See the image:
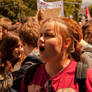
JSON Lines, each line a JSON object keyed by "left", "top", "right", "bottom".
{"left": 24, "top": 62, "right": 42, "bottom": 92}
{"left": 75, "top": 62, "right": 88, "bottom": 92}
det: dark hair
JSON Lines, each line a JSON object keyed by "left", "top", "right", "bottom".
{"left": 82, "top": 20, "right": 92, "bottom": 38}
{"left": 0, "top": 32, "right": 20, "bottom": 72}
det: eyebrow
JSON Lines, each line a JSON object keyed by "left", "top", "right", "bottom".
{"left": 45, "top": 29, "right": 51, "bottom": 32}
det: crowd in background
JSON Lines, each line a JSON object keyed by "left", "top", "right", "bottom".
{"left": 0, "top": 9, "right": 92, "bottom": 92}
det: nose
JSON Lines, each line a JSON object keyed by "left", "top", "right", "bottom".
{"left": 39, "top": 36, "right": 45, "bottom": 43}
{"left": 19, "top": 46, "right": 24, "bottom": 53}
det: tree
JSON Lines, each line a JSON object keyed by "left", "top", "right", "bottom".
{"left": 0, "top": 0, "right": 37, "bottom": 22}
{"left": 0, "top": 0, "right": 24, "bottom": 22}
{"left": 23, "top": 0, "right": 37, "bottom": 16}
{"left": 45, "top": 0, "right": 82, "bottom": 21}
{"left": 88, "top": 5, "right": 92, "bottom": 17}
{"left": 0, "top": 0, "right": 82, "bottom": 22}
{"left": 73, "top": 0, "right": 82, "bottom": 21}
{"left": 64, "top": 0, "right": 82, "bottom": 21}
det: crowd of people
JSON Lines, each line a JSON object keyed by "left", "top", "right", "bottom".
{"left": 0, "top": 9, "right": 92, "bottom": 92}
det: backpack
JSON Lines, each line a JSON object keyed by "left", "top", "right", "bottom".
{"left": 24, "top": 62, "right": 42, "bottom": 92}
{"left": 24, "top": 62, "right": 88, "bottom": 92}
{"left": 12, "top": 54, "right": 41, "bottom": 92}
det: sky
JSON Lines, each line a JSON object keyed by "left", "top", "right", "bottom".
{"left": 82, "top": 0, "right": 92, "bottom": 8}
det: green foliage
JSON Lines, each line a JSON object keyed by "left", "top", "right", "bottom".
{"left": 88, "top": 6, "right": 92, "bottom": 17}
{"left": 23, "top": 0, "right": 37, "bottom": 10}
{"left": 64, "top": 0, "right": 82, "bottom": 21}
{"left": 64, "top": 0, "right": 75, "bottom": 17}
{"left": 22, "top": 0, "right": 37, "bottom": 16}
{"left": 0, "top": 0, "right": 22, "bottom": 22}
{"left": 0, "top": 0, "right": 37, "bottom": 22}
{"left": 0, "top": 0, "right": 82, "bottom": 22}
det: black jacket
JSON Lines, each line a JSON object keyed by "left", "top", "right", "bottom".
{"left": 12, "top": 51, "right": 41, "bottom": 92}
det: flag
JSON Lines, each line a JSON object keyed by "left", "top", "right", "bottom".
{"left": 86, "top": 7, "right": 91, "bottom": 20}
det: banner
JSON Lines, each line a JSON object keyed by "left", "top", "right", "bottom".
{"left": 37, "top": 0, "right": 64, "bottom": 18}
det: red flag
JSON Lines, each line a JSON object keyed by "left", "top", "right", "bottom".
{"left": 86, "top": 7, "right": 91, "bottom": 20}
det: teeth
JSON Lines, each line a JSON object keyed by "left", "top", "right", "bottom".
{"left": 40, "top": 46, "right": 45, "bottom": 51}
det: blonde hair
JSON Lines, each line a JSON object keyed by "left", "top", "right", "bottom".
{"left": 42, "top": 17, "right": 82, "bottom": 61}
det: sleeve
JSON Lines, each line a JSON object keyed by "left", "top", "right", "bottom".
{"left": 82, "top": 44, "right": 92, "bottom": 52}
{"left": 20, "top": 77, "right": 25, "bottom": 92}
{"left": 82, "top": 52, "right": 92, "bottom": 69}
{"left": 86, "top": 68, "right": 92, "bottom": 92}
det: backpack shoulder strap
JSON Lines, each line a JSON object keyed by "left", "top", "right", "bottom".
{"left": 75, "top": 62, "right": 88, "bottom": 92}
{"left": 24, "top": 62, "right": 42, "bottom": 92}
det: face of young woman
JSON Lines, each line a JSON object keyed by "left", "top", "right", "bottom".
{"left": 38, "top": 22, "right": 63, "bottom": 63}
{"left": 12, "top": 41, "right": 24, "bottom": 59}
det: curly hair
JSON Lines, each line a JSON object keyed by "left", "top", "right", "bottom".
{"left": 19, "top": 17, "right": 40, "bottom": 48}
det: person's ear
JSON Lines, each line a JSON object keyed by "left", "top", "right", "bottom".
{"left": 64, "top": 38, "right": 71, "bottom": 48}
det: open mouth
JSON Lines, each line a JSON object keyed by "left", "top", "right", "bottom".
{"left": 40, "top": 46, "right": 45, "bottom": 51}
